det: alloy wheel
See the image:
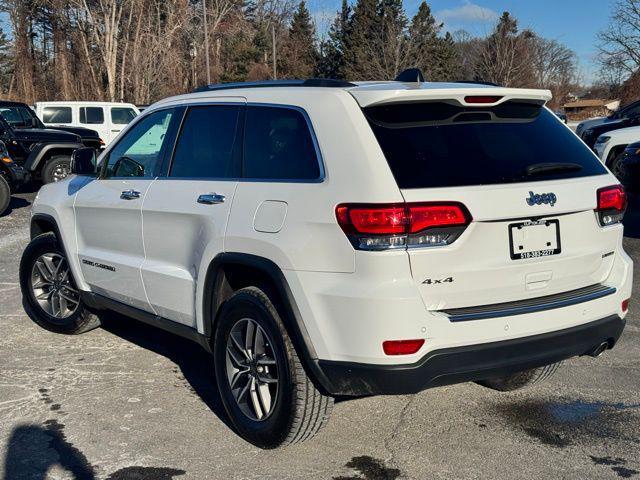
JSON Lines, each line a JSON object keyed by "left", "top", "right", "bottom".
{"left": 52, "top": 163, "right": 70, "bottom": 181}
{"left": 30, "top": 253, "right": 79, "bottom": 318}
{"left": 225, "top": 318, "right": 279, "bottom": 421}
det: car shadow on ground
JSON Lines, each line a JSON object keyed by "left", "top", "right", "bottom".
{"left": 0, "top": 196, "right": 31, "bottom": 218}
{"left": 97, "top": 312, "right": 233, "bottom": 430}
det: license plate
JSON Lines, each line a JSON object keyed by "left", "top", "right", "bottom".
{"left": 508, "top": 219, "right": 561, "bottom": 260}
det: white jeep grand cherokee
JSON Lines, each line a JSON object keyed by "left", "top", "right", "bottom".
{"left": 20, "top": 76, "right": 633, "bottom": 448}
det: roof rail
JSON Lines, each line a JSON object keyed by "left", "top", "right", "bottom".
{"left": 192, "top": 78, "right": 355, "bottom": 93}
{"left": 395, "top": 68, "right": 425, "bottom": 83}
{"left": 455, "top": 80, "right": 502, "bottom": 87}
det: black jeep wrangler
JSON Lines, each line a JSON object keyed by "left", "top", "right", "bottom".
{"left": 0, "top": 140, "right": 30, "bottom": 215}
{"left": 0, "top": 101, "right": 103, "bottom": 184}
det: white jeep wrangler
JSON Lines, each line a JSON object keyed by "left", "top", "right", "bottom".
{"left": 20, "top": 76, "right": 633, "bottom": 448}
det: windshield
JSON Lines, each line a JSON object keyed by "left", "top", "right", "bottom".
{"left": 0, "top": 105, "right": 41, "bottom": 128}
{"left": 364, "top": 101, "right": 607, "bottom": 189}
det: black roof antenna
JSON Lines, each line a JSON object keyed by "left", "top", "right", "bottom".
{"left": 395, "top": 68, "right": 425, "bottom": 83}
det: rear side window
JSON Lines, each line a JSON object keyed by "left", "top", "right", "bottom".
{"left": 243, "top": 106, "right": 320, "bottom": 180}
{"left": 111, "top": 107, "right": 137, "bottom": 124}
{"left": 80, "top": 107, "right": 104, "bottom": 124}
{"left": 170, "top": 105, "right": 241, "bottom": 178}
{"left": 43, "top": 106, "right": 71, "bottom": 124}
{"left": 364, "top": 102, "right": 607, "bottom": 189}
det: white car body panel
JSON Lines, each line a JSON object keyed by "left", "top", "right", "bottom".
{"left": 29, "top": 81, "right": 633, "bottom": 367}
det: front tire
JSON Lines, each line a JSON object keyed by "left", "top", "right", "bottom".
{"left": 0, "top": 174, "right": 10, "bottom": 216}
{"left": 213, "top": 287, "right": 333, "bottom": 448}
{"left": 476, "top": 362, "right": 561, "bottom": 392}
{"left": 41, "top": 155, "right": 72, "bottom": 184}
{"left": 19, "top": 233, "right": 100, "bottom": 334}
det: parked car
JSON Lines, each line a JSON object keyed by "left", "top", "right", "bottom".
{"left": 0, "top": 101, "right": 102, "bottom": 184}
{"left": 594, "top": 124, "right": 640, "bottom": 168}
{"left": 576, "top": 99, "right": 640, "bottom": 138}
{"left": 581, "top": 113, "right": 640, "bottom": 150}
{"left": 554, "top": 111, "right": 567, "bottom": 123}
{"left": 613, "top": 141, "right": 640, "bottom": 192}
{"left": 0, "top": 140, "right": 30, "bottom": 215}
{"left": 19, "top": 76, "right": 632, "bottom": 448}
{"left": 34, "top": 101, "right": 139, "bottom": 146}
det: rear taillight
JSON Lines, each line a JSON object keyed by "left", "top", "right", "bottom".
{"left": 622, "top": 298, "right": 630, "bottom": 313}
{"left": 596, "top": 185, "right": 627, "bottom": 226}
{"left": 336, "top": 202, "right": 471, "bottom": 250}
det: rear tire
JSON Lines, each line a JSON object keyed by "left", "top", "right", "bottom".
{"left": 41, "top": 155, "right": 72, "bottom": 184}
{"left": 0, "top": 175, "right": 10, "bottom": 216}
{"left": 476, "top": 362, "right": 561, "bottom": 392}
{"left": 19, "top": 233, "right": 100, "bottom": 334}
{"left": 610, "top": 153, "right": 625, "bottom": 180}
{"left": 213, "top": 287, "right": 333, "bottom": 448}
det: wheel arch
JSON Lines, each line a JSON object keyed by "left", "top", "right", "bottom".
{"left": 203, "top": 252, "right": 333, "bottom": 394}
{"left": 24, "top": 143, "right": 82, "bottom": 173}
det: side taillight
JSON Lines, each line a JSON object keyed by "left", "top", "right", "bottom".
{"left": 596, "top": 185, "right": 627, "bottom": 226}
{"left": 336, "top": 202, "right": 471, "bottom": 251}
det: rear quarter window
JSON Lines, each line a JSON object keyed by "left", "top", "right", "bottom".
{"left": 43, "top": 106, "right": 72, "bottom": 124}
{"left": 364, "top": 101, "right": 607, "bottom": 189}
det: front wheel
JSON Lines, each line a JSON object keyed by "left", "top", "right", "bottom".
{"left": 41, "top": 155, "right": 72, "bottom": 184}
{"left": 213, "top": 287, "right": 333, "bottom": 448}
{"left": 19, "top": 233, "right": 100, "bottom": 334}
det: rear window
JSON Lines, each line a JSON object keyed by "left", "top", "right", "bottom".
{"left": 364, "top": 101, "right": 607, "bottom": 189}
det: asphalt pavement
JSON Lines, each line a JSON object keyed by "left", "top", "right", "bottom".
{"left": 0, "top": 190, "right": 639, "bottom": 480}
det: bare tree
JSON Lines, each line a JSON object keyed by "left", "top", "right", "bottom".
{"left": 598, "top": 0, "right": 640, "bottom": 77}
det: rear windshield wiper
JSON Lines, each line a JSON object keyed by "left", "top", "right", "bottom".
{"left": 525, "top": 162, "right": 583, "bottom": 177}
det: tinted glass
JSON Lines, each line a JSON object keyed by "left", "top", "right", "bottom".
{"left": 170, "top": 105, "right": 241, "bottom": 178}
{"left": 80, "top": 107, "right": 104, "bottom": 124}
{"left": 243, "top": 106, "right": 320, "bottom": 180}
{"left": 621, "top": 101, "right": 640, "bottom": 117}
{"left": 0, "top": 106, "right": 35, "bottom": 127}
{"left": 104, "top": 109, "right": 173, "bottom": 179}
{"left": 364, "top": 102, "right": 607, "bottom": 189}
{"left": 111, "top": 107, "right": 138, "bottom": 124}
{"left": 43, "top": 107, "right": 72, "bottom": 124}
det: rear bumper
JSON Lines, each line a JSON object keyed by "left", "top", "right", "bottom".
{"left": 317, "top": 315, "right": 625, "bottom": 396}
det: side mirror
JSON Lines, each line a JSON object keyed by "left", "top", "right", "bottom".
{"left": 71, "top": 147, "right": 97, "bottom": 176}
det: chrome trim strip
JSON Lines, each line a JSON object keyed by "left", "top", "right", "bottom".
{"left": 443, "top": 284, "right": 617, "bottom": 322}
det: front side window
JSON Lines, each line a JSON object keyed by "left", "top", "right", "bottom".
{"left": 0, "top": 106, "right": 35, "bottom": 127}
{"left": 111, "top": 107, "right": 138, "bottom": 125}
{"left": 103, "top": 109, "right": 174, "bottom": 179}
{"left": 80, "top": 107, "right": 105, "bottom": 124}
{"left": 43, "top": 107, "right": 72, "bottom": 124}
{"left": 243, "top": 106, "right": 320, "bottom": 180}
{"left": 170, "top": 105, "right": 241, "bottom": 178}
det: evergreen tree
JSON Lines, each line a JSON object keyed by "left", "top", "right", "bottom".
{"left": 316, "top": 0, "right": 351, "bottom": 79}
{"left": 407, "top": 1, "right": 440, "bottom": 78}
{"left": 280, "top": 1, "right": 317, "bottom": 78}
{"left": 343, "top": 0, "right": 378, "bottom": 80}
{"left": 431, "top": 32, "right": 461, "bottom": 81}
{"left": 0, "top": 27, "right": 13, "bottom": 95}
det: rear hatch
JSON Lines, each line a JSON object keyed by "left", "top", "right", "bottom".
{"left": 356, "top": 87, "right": 620, "bottom": 311}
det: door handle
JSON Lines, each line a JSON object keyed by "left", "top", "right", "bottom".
{"left": 120, "top": 189, "right": 141, "bottom": 200}
{"left": 197, "top": 193, "right": 225, "bottom": 205}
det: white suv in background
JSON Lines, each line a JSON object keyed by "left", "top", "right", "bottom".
{"left": 595, "top": 125, "right": 640, "bottom": 170}
{"left": 34, "top": 101, "right": 139, "bottom": 146}
{"left": 20, "top": 76, "right": 632, "bottom": 448}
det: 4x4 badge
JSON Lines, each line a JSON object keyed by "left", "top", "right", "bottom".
{"left": 526, "top": 191, "right": 557, "bottom": 207}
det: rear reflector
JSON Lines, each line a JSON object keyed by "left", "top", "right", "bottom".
{"left": 336, "top": 202, "right": 471, "bottom": 250}
{"left": 464, "top": 95, "right": 503, "bottom": 104}
{"left": 596, "top": 185, "right": 627, "bottom": 226}
{"left": 383, "top": 339, "right": 425, "bottom": 355}
{"left": 622, "top": 298, "right": 630, "bottom": 312}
